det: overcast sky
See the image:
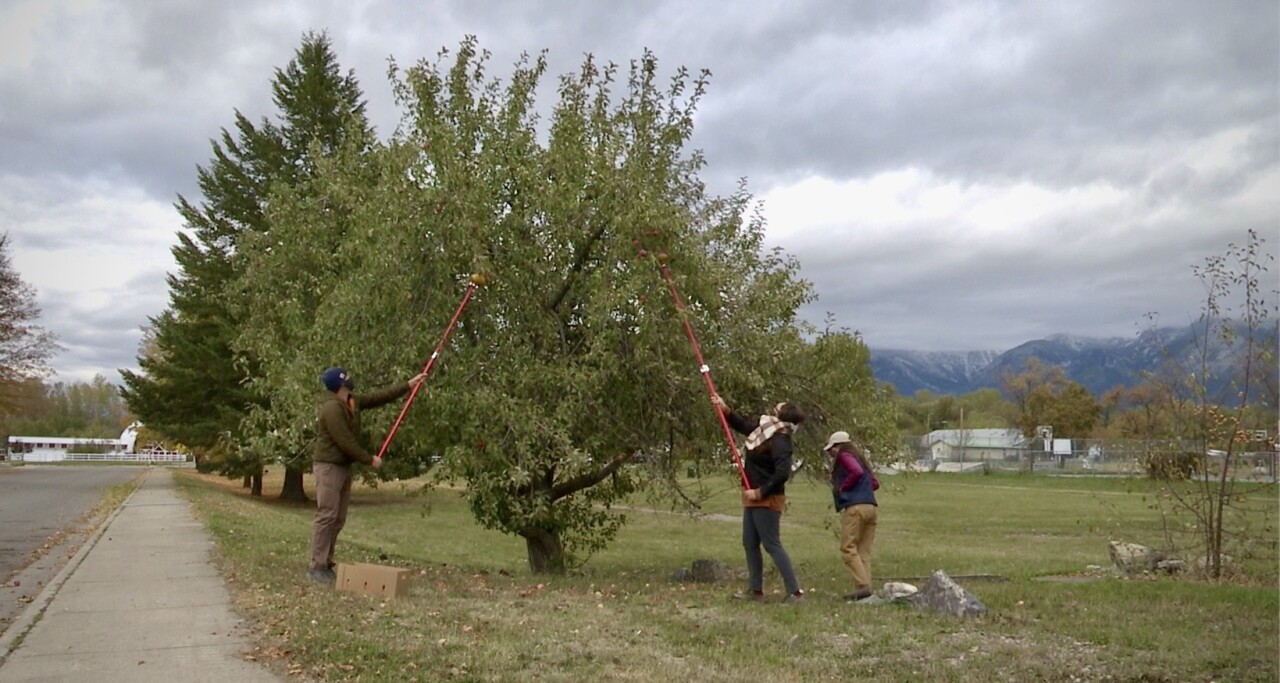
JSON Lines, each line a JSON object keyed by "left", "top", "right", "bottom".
{"left": 2, "top": 0, "right": 1277, "bottom": 385}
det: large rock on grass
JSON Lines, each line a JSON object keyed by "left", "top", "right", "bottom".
{"left": 909, "top": 570, "right": 987, "bottom": 618}
{"left": 1108, "top": 541, "right": 1166, "bottom": 574}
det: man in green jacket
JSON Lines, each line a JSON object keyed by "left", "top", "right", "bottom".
{"left": 308, "top": 366, "right": 425, "bottom": 583}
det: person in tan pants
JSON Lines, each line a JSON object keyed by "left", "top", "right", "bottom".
{"left": 308, "top": 366, "right": 424, "bottom": 583}
{"left": 824, "top": 431, "right": 879, "bottom": 601}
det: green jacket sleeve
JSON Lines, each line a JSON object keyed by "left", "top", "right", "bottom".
{"left": 356, "top": 382, "right": 412, "bottom": 411}
{"left": 319, "top": 400, "right": 372, "bottom": 465}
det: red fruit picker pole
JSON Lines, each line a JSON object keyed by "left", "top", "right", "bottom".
{"left": 376, "top": 275, "right": 484, "bottom": 460}
{"left": 653, "top": 254, "right": 751, "bottom": 491}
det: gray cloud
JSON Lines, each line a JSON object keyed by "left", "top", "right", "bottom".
{"left": 695, "top": 1, "right": 1279, "bottom": 192}
{"left": 786, "top": 173, "right": 1266, "bottom": 351}
{"left": 38, "top": 269, "right": 164, "bottom": 385}
{"left": 0, "top": 0, "right": 1276, "bottom": 382}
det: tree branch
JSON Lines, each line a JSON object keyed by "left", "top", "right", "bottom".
{"left": 550, "top": 450, "right": 637, "bottom": 501}
{"left": 545, "top": 218, "right": 608, "bottom": 313}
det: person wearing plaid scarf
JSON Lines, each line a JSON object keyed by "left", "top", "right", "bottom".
{"left": 711, "top": 394, "right": 806, "bottom": 604}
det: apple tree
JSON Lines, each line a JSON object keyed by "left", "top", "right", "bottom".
{"left": 235, "top": 39, "right": 818, "bottom": 573}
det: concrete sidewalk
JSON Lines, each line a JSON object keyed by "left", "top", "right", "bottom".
{"left": 0, "top": 468, "right": 281, "bottom": 682}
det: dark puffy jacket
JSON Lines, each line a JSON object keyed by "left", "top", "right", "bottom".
{"left": 832, "top": 448, "right": 877, "bottom": 511}
{"left": 313, "top": 382, "right": 410, "bottom": 466}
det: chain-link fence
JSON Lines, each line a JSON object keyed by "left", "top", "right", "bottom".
{"left": 895, "top": 434, "right": 1279, "bottom": 482}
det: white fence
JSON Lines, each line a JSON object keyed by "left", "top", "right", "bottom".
{"left": 898, "top": 435, "right": 1279, "bottom": 481}
{"left": 7, "top": 450, "right": 191, "bottom": 464}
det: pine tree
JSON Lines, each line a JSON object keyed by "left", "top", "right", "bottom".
{"left": 120, "top": 31, "right": 373, "bottom": 499}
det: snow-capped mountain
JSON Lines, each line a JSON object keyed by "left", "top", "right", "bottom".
{"left": 868, "top": 349, "right": 1002, "bottom": 396}
{"left": 870, "top": 322, "right": 1276, "bottom": 399}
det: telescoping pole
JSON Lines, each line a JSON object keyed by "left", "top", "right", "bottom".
{"left": 654, "top": 258, "right": 751, "bottom": 491}
{"left": 375, "top": 279, "right": 479, "bottom": 460}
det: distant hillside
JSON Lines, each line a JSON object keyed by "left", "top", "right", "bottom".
{"left": 869, "top": 350, "right": 1002, "bottom": 396}
{"left": 871, "top": 322, "right": 1277, "bottom": 399}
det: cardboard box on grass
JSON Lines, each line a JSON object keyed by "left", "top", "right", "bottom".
{"left": 336, "top": 563, "right": 412, "bottom": 598}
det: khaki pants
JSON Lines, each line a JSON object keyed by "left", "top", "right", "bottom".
{"left": 839, "top": 503, "right": 878, "bottom": 590}
{"left": 309, "top": 462, "right": 353, "bottom": 571}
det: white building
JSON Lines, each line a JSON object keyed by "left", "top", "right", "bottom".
{"left": 6, "top": 435, "right": 130, "bottom": 461}
{"left": 922, "top": 428, "right": 1029, "bottom": 462}
{"left": 4, "top": 423, "right": 184, "bottom": 462}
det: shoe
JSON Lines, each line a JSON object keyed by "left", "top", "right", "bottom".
{"left": 732, "top": 590, "right": 765, "bottom": 602}
{"left": 843, "top": 588, "right": 874, "bottom": 601}
{"left": 783, "top": 591, "right": 804, "bottom": 604}
{"left": 307, "top": 567, "right": 336, "bottom": 584}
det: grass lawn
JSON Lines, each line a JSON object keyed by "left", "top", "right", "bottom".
{"left": 177, "top": 469, "right": 1278, "bottom": 682}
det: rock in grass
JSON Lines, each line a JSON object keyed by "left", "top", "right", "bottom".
{"left": 690, "top": 559, "right": 739, "bottom": 582}
{"left": 882, "top": 581, "right": 918, "bottom": 602}
{"left": 909, "top": 570, "right": 987, "bottom": 618}
{"left": 1108, "top": 541, "right": 1165, "bottom": 574}
{"left": 670, "top": 559, "right": 741, "bottom": 583}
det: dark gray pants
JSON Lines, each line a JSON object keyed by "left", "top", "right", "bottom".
{"left": 742, "top": 507, "right": 799, "bottom": 594}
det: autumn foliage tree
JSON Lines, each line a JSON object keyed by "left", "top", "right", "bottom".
{"left": 0, "top": 232, "right": 59, "bottom": 418}
{"left": 3, "top": 375, "right": 130, "bottom": 439}
{"left": 1001, "top": 358, "right": 1102, "bottom": 437}
{"left": 1144, "top": 230, "right": 1277, "bottom": 579}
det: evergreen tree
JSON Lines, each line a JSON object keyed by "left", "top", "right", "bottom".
{"left": 120, "top": 31, "right": 373, "bottom": 497}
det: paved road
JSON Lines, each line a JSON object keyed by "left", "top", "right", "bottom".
{"left": 0, "top": 469, "right": 282, "bottom": 681}
{"left": 0, "top": 466, "right": 144, "bottom": 580}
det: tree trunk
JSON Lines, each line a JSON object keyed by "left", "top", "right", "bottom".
{"left": 242, "top": 474, "right": 252, "bottom": 488}
{"left": 279, "top": 464, "right": 308, "bottom": 502}
{"left": 251, "top": 465, "right": 263, "bottom": 497}
{"left": 521, "top": 526, "right": 566, "bottom": 574}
